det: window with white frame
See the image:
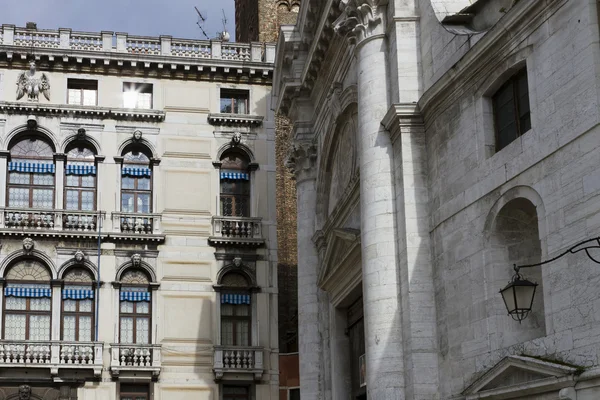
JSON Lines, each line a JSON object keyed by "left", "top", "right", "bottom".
{"left": 220, "top": 272, "right": 252, "bottom": 347}
{"left": 3, "top": 260, "right": 52, "bottom": 341}
{"left": 62, "top": 267, "right": 95, "bottom": 341}
{"left": 219, "top": 150, "right": 250, "bottom": 217}
{"left": 119, "top": 270, "right": 151, "bottom": 344}
{"left": 121, "top": 147, "right": 152, "bottom": 214}
{"left": 7, "top": 136, "right": 55, "bottom": 209}
{"left": 220, "top": 89, "right": 249, "bottom": 114}
{"left": 67, "top": 79, "right": 98, "bottom": 106}
{"left": 65, "top": 144, "right": 97, "bottom": 211}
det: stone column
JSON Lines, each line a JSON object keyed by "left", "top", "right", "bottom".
{"left": 286, "top": 142, "right": 322, "bottom": 400}
{"left": 335, "top": 1, "right": 406, "bottom": 398}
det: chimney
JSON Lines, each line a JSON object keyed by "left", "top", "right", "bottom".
{"left": 25, "top": 22, "right": 37, "bottom": 30}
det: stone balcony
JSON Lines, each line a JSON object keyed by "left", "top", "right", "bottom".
{"left": 111, "top": 212, "right": 164, "bottom": 242}
{"left": 0, "top": 25, "right": 275, "bottom": 71}
{"left": 109, "top": 343, "right": 162, "bottom": 380}
{"left": 0, "top": 208, "right": 104, "bottom": 239}
{"left": 0, "top": 208, "right": 164, "bottom": 242}
{"left": 213, "top": 346, "right": 264, "bottom": 381}
{"left": 208, "top": 216, "right": 264, "bottom": 247}
{"left": 0, "top": 340, "right": 103, "bottom": 376}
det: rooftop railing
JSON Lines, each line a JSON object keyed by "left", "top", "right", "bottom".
{"left": 0, "top": 26, "right": 276, "bottom": 63}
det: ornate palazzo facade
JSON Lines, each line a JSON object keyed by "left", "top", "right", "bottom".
{"left": 274, "top": 0, "right": 600, "bottom": 399}
{"left": 0, "top": 25, "right": 278, "bottom": 399}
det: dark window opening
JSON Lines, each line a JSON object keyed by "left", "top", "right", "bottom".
{"left": 220, "top": 89, "right": 249, "bottom": 114}
{"left": 493, "top": 68, "right": 531, "bottom": 152}
{"left": 223, "top": 385, "right": 250, "bottom": 400}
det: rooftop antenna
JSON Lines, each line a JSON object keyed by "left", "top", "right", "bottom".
{"left": 219, "top": 9, "right": 230, "bottom": 41}
{"left": 194, "top": 6, "right": 210, "bottom": 40}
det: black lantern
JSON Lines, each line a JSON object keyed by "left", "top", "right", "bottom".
{"left": 499, "top": 268, "right": 537, "bottom": 323}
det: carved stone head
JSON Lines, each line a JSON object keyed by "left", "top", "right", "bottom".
{"left": 74, "top": 250, "right": 85, "bottom": 263}
{"left": 231, "top": 132, "right": 242, "bottom": 145}
{"left": 77, "top": 127, "right": 86, "bottom": 140}
{"left": 131, "top": 254, "right": 142, "bottom": 267}
{"left": 133, "top": 130, "right": 143, "bottom": 142}
{"left": 18, "top": 384, "right": 31, "bottom": 400}
{"left": 22, "top": 238, "right": 34, "bottom": 253}
{"left": 233, "top": 257, "right": 242, "bottom": 267}
{"left": 28, "top": 60, "right": 36, "bottom": 74}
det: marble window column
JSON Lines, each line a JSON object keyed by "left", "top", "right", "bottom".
{"left": 335, "top": 1, "right": 406, "bottom": 398}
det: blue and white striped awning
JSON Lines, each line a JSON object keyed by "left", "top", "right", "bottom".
{"left": 62, "top": 289, "right": 94, "bottom": 300}
{"left": 66, "top": 164, "right": 96, "bottom": 176}
{"left": 122, "top": 167, "right": 152, "bottom": 177}
{"left": 8, "top": 162, "right": 55, "bottom": 174}
{"left": 220, "top": 172, "right": 249, "bottom": 180}
{"left": 120, "top": 291, "right": 151, "bottom": 302}
{"left": 5, "top": 287, "right": 51, "bottom": 298}
{"left": 221, "top": 293, "right": 251, "bottom": 305}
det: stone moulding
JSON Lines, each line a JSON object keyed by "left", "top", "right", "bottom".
{"left": 207, "top": 113, "right": 264, "bottom": 127}
{"left": 0, "top": 101, "right": 166, "bottom": 122}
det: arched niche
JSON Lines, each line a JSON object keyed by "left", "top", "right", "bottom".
{"left": 316, "top": 103, "right": 358, "bottom": 224}
{"left": 484, "top": 187, "right": 547, "bottom": 346}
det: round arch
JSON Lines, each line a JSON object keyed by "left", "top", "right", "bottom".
{"left": 117, "top": 138, "right": 157, "bottom": 160}
{"left": 0, "top": 249, "right": 57, "bottom": 279}
{"left": 115, "top": 261, "right": 157, "bottom": 283}
{"left": 4, "top": 124, "right": 58, "bottom": 153}
{"left": 216, "top": 264, "right": 257, "bottom": 288}
{"left": 57, "top": 258, "right": 99, "bottom": 281}
{"left": 483, "top": 185, "right": 547, "bottom": 241}
{"left": 216, "top": 142, "right": 256, "bottom": 164}
{"left": 61, "top": 133, "right": 101, "bottom": 155}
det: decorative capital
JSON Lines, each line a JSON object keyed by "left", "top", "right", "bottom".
{"left": 285, "top": 141, "right": 317, "bottom": 182}
{"left": 334, "top": 0, "right": 388, "bottom": 45}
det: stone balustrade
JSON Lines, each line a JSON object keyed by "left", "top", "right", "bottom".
{"left": 111, "top": 212, "right": 161, "bottom": 236}
{"left": 212, "top": 216, "right": 262, "bottom": 239}
{"left": 0, "top": 25, "right": 275, "bottom": 63}
{"left": 2, "top": 208, "right": 102, "bottom": 232}
{"left": 0, "top": 340, "right": 103, "bottom": 375}
{"left": 213, "top": 346, "right": 264, "bottom": 380}
{"left": 109, "top": 343, "right": 161, "bottom": 378}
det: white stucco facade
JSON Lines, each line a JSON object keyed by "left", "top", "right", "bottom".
{"left": 0, "top": 25, "right": 278, "bottom": 400}
{"left": 274, "top": 0, "right": 600, "bottom": 399}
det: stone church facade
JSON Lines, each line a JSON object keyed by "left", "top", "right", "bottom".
{"left": 0, "top": 25, "right": 278, "bottom": 399}
{"left": 274, "top": 0, "right": 600, "bottom": 399}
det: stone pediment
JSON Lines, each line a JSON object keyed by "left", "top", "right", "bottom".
{"left": 317, "top": 228, "right": 361, "bottom": 300}
{"left": 463, "top": 355, "right": 579, "bottom": 399}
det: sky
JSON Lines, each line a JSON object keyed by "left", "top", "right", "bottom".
{"left": 0, "top": 0, "right": 236, "bottom": 40}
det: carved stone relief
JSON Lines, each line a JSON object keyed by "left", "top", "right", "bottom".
{"left": 16, "top": 61, "right": 50, "bottom": 102}
{"left": 328, "top": 119, "right": 355, "bottom": 215}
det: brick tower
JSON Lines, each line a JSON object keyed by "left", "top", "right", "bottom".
{"left": 235, "top": 1, "right": 301, "bottom": 399}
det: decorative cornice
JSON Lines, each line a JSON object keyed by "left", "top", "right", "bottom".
{"left": 334, "top": 0, "right": 387, "bottom": 45}
{"left": 207, "top": 113, "right": 264, "bottom": 127}
{"left": 0, "top": 101, "right": 166, "bottom": 122}
{"left": 382, "top": 103, "right": 424, "bottom": 143}
{"left": 285, "top": 141, "right": 317, "bottom": 183}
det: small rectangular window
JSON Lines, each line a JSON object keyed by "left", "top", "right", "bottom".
{"left": 220, "top": 89, "right": 249, "bottom": 114}
{"left": 67, "top": 79, "right": 98, "bottom": 106}
{"left": 119, "top": 384, "right": 149, "bottom": 400}
{"left": 493, "top": 68, "right": 531, "bottom": 152}
{"left": 289, "top": 388, "right": 300, "bottom": 400}
{"left": 123, "top": 82, "right": 153, "bottom": 109}
{"left": 223, "top": 386, "right": 249, "bottom": 400}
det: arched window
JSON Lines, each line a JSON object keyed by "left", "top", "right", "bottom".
{"left": 65, "top": 144, "right": 97, "bottom": 211}
{"left": 119, "top": 269, "right": 151, "bottom": 344}
{"left": 121, "top": 147, "right": 152, "bottom": 214}
{"left": 62, "top": 267, "right": 95, "bottom": 341}
{"left": 220, "top": 150, "right": 250, "bottom": 217}
{"left": 3, "top": 260, "right": 52, "bottom": 341}
{"left": 7, "top": 136, "right": 55, "bottom": 209}
{"left": 220, "top": 272, "right": 251, "bottom": 346}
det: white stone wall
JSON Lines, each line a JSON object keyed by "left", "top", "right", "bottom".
{"left": 0, "top": 58, "right": 278, "bottom": 399}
